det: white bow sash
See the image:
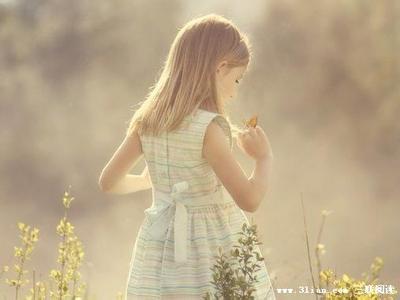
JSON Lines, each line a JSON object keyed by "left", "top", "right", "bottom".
{"left": 144, "top": 181, "right": 231, "bottom": 264}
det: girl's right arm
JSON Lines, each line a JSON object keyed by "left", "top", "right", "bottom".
{"left": 98, "top": 129, "right": 152, "bottom": 194}
{"left": 203, "top": 122, "right": 274, "bottom": 213}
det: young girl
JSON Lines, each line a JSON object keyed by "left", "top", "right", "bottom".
{"left": 99, "top": 13, "right": 276, "bottom": 300}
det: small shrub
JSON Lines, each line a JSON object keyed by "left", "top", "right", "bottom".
{"left": 203, "top": 220, "right": 267, "bottom": 300}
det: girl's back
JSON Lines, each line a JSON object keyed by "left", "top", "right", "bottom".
{"left": 125, "top": 108, "right": 275, "bottom": 299}
{"left": 140, "top": 109, "right": 231, "bottom": 195}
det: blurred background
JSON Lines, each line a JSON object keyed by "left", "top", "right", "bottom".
{"left": 1, "top": 0, "right": 399, "bottom": 299}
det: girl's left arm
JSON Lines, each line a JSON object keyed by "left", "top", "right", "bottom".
{"left": 98, "top": 129, "right": 152, "bottom": 195}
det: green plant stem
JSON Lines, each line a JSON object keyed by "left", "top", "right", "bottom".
{"left": 300, "top": 192, "right": 318, "bottom": 300}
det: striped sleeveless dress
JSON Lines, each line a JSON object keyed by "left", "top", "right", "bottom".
{"left": 125, "top": 108, "right": 276, "bottom": 299}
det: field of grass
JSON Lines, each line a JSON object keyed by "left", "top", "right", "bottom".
{"left": 1, "top": 188, "right": 397, "bottom": 299}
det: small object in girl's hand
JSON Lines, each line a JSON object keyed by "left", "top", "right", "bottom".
{"left": 243, "top": 115, "right": 258, "bottom": 128}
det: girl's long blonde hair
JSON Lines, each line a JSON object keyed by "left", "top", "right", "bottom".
{"left": 126, "top": 13, "right": 252, "bottom": 137}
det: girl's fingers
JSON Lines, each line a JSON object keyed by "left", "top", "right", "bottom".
{"left": 255, "top": 125, "right": 266, "bottom": 137}
{"left": 248, "top": 127, "right": 257, "bottom": 138}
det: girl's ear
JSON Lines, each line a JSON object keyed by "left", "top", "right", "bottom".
{"left": 216, "top": 60, "right": 228, "bottom": 73}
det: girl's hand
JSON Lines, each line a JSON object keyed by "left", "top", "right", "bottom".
{"left": 236, "top": 125, "right": 273, "bottom": 161}
{"left": 141, "top": 165, "right": 151, "bottom": 183}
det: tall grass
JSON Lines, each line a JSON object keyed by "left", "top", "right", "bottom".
{"left": 300, "top": 194, "right": 398, "bottom": 300}
{"left": 2, "top": 186, "right": 87, "bottom": 300}
{"left": 2, "top": 189, "right": 397, "bottom": 299}
{"left": 202, "top": 195, "right": 398, "bottom": 300}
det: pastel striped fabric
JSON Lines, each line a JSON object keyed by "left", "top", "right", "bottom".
{"left": 125, "top": 109, "right": 276, "bottom": 299}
